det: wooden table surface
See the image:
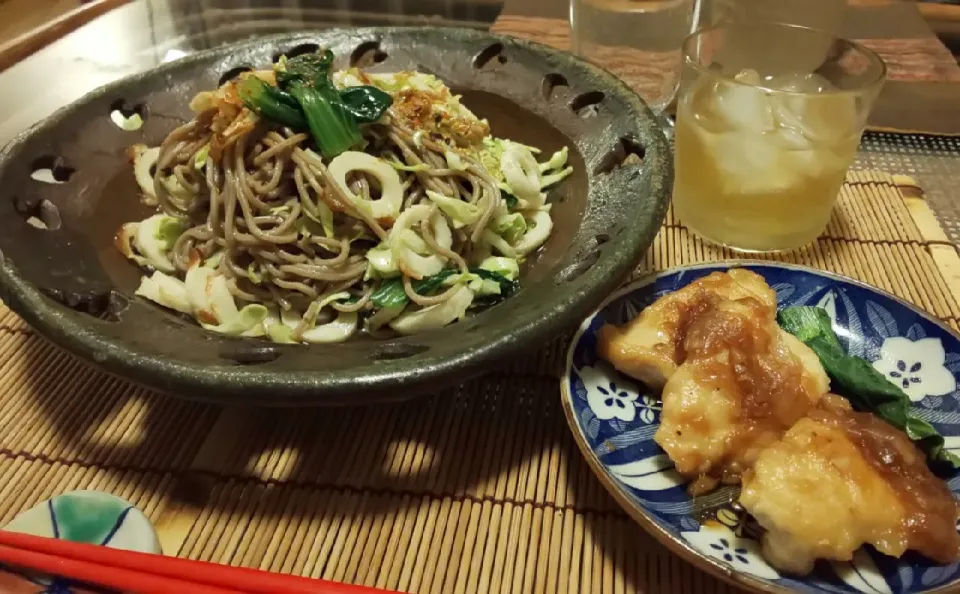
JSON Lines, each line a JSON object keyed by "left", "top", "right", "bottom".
{"left": 494, "top": 0, "right": 960, "bottom": 134}
{"left": 0, "top": 0, "right": 958, "bottom": 139}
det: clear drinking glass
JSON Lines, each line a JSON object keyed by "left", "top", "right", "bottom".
{"left": 707, "top": 0, "right": 846, "bottom": 34}
{"left": 672, "top": 22, "right": 886, "bottom": 252}
{"left": 570, "top": 0, "right": 701, "bottom": 113}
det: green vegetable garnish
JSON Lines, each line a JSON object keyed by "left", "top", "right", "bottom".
{"left": 370, "top": 270, "right": 457, "bottom": 309}
{"left": 237, "top": 75, "right": 308, "bottom": 130}
{"left": 779, "top": 306, "right": 960, "bottom": 472}
{"left": 155, "top": 217, "right": 186, "bottom": 248}
{"left": 239, "top": 51, "right": 394, "bottom": 159}
{"left": 493, "top": 213, "right": 527, "bottom": 244}
{"left": 338, "top": 86, "right": 393, "bottom": 123}
{"left": 275, "top": 50, "right": 361, "bottom": 159}
{"left": 370, "top": 268, "right": 518, "bottom": 310}
{"left": 502, "top": 191, "right": 519, "bottom": 209}
{"left": 469, "top": 269, "right": 519, "bottom": 309}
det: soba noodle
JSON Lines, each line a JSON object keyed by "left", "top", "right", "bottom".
{"left": 117, "top": 61, "right": 573, "bottom": 343}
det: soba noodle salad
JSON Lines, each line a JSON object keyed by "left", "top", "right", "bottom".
{"left": 116, "top": 49, "right": 573, "bottom": 343}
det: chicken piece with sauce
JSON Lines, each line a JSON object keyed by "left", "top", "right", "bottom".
{"left": 653, "top": 296, "right": 830, "bottom": 492}
{"left": 597, "top": 270, "right": 778, "bottom": 392}
{"left": 740, "top": 395, "right": 960, "bottom": 575}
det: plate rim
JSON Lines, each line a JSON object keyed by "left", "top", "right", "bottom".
{"left": 0, "top": 26, "right": 672, "bottom": 404}
{"left": 559, "top": 260, "right": 960, "bottom": 594}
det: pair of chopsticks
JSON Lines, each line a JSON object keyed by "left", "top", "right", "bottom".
{"left": 0, "top": 530, "right": 397, "bottom": 594}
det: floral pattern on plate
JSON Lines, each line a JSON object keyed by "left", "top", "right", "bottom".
{"left": 561, "top": 263, "right": 960, "bottom": 594}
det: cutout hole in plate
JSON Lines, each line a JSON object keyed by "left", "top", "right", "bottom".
{"left": 272, "top": 43, "right": 321, "bottom": 63}
{"left": 219, "top": 344, "right": 282, "bottom": 365}
{"left": 594, "top": 136, "right": 646, "bottom": 176}
{"left": 109, "top": 99, "right": 147, "bottom": 131}
{"left": 541, "top": 73, "right": 569, "bottom": 101}
{"left": 41, "top": 288, "right": 127, "bottom": 321}
{"left": 558, "top": 233, "right": 611, "bottom": 283}
{"left": 14, "top": 196, "right": 62, "bottom": 230}
{"left": 350, "top": 41, "right": 388, "bottom": 68}
{"left": 473, "top": 43, "right": 507, "bottom": 69}
{"left": 371, "top": 343, "right": 429, "bottom": 361}
{"left": 219, "top": 65, "right": 253, "bottom": 87}
{"left": 30, "top": 155, "right": 74, "bottom": 185}
{"left": 569, "top": 91, "right": 605, "bottom": 118}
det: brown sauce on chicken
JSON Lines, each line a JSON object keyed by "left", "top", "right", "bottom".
{"left": 815, "top": 397, "right": 960, "bottom": 563}
{"left": 678, "top": 297, "right": 823, "bottom": 485}
{"left": 684, "top": 299, "right": 817, "bottom": 423}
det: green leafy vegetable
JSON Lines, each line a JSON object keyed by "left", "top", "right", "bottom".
{"left": 470, "top": 269, "right": 519, "bottom": 308}
{"left": 239, "top": 50, "right": 394, "bottom": 159}
{"left": 493, "top": 213, "right": 527, "bottom": 244}
{"left": 502, "top": 191, "right": 519, "bottom": 209}
{"left": 425, "top": 190, "right": 481, "bottom": 228}
{"left": 778, "top": 306, "right": 960, "bottom": 471}
{"left": 479, "top": 257, "right": 520, "bottom": 281}
{"left": 370, "top": 269, "right": 457, "bottom": 309}
{"left": 193, "top": 144, "right": 211, "bottom": 170}
{"left": 370, "top": 268, "right": 518, "bottom": 310}
{"left": 338, "top": 86, "right": 393, "bottom": 123}
{"left": 279, "top": 50, "right": 363, "bottom": 160}
{"left": 237, "top": 75, "right": 307, "bottom": 130}
{"left": 155, "top": 217, "right": 186, "bottom": 248}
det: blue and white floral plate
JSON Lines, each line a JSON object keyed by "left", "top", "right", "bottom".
{"left": 560, "top": 262, "right": 960, "bottom": 594}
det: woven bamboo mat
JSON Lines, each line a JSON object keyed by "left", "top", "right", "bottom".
{"left": 1, "top": 170, "right": 959, "bottom": 593}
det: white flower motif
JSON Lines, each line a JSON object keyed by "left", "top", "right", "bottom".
{"left": 872, "top": 337, "right": 957, "bottom": 402}
{"left": 680, "top": 522, "right": 780, "bottom": 580}
{"left": 637, "top": 395, "right": 661, "bottom": 424}
{"left": 578, "top": 364, "right": 640, "bottom": 422}
{"left": 607, "top": 455, "right": 684, "bottom": 491}
{"left": 832, "top": 549, "right": 893, "bottom": 594}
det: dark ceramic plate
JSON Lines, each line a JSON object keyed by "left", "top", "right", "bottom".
{"left": 0, "top": 28, "right": 671, "bottom": 406}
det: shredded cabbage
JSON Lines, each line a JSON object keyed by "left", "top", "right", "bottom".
{"left": 541, "top": 166, "right": 574, "bottom": 189}
{"left": 442, "top": 272, "right": 500, "bottom": 295}
{"left": 540, "top": 146, "right": 569, "bottom": 173}
{"left": 135, "top": 271, "right": 191, "bottom": 313}
{"left": 194, "top": 144, "right": 211, "bottom": 170}
{"left": 500, "top": 143, "right": 542, "bottom": 208}
{"left": 513, "top": 210, "right": 554, "bottom": 256}
{"left": 390, "top": 285, "right": 474, "bottom": 335}
{"left": 132, "top": 214, "right": 184, "bottom": 273}
{"left": 425, "top": 190, "right": 481, "bottom": 228}
{"left": 479, "top": 257, "right": 520, "bottom": 281}
{"left": 386, "top": 157, "right": 430, "bottom": 173}
{"left": 366, "top": 243, "right": 399, "bottom": 276}
{"left": 492, "top": 213, "right": 527, "bottom": 245}
{"left": 444, "top": 150, "right": 467, "bottom": 171}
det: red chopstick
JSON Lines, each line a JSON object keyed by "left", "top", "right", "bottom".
{"left": 0, "top": 530, "right": 398, "bottom": 594}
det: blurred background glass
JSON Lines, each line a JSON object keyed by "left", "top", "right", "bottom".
{"left": 706, "top": 0, "right": 845, "bottom": 33}
{"left": 569, "top": 0, "right": 701, "bottom": 113}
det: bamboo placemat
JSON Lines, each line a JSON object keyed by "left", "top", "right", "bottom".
{"left": 1, "top": 170, "right": 959, "bottom": 593}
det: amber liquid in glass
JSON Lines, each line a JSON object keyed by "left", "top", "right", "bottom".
{"left": 672, "top": 70, "right": 861, "bottom": 252}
